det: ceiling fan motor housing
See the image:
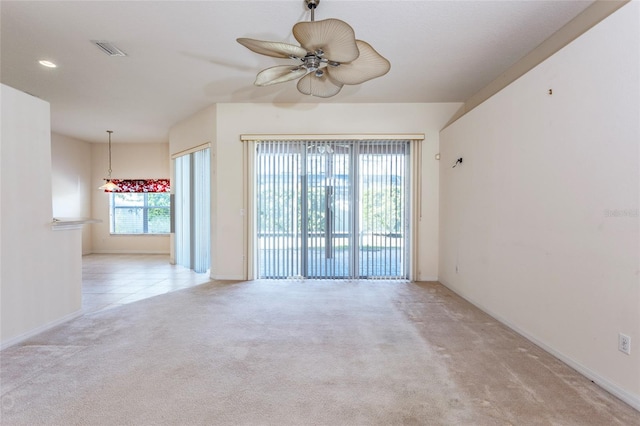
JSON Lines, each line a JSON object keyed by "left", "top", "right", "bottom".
{"left": 303, "top": 54, "right": 322, "bottom": 71}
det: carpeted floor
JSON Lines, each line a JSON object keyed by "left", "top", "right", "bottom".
{"left": 1, "top": 279, "right": 639, "bottom": 425}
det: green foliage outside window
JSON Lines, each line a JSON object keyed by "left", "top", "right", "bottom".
{"left": 110, "top": 193, "right": 170, "bottom": 234}
{"left": 257, "top": 176, "right": 402, "bottom": 237}
{"left": 361, "top": 184, "right": 403, "bottom": 235}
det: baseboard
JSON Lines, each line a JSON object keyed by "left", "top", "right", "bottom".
{"left": 214, "top": 274, "right": 245, "bottom": 281}
{"left": 438, "top": 279, "right": 640, "bottom": 412}
{"left": 0, "top": 309, "right": 83, "bottom": 351}
{"left": 416, "top": 276, "right": 439, "bottom": 282}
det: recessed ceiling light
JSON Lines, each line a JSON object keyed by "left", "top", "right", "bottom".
{"left": 38, "top": 60, "right": 57, "bottom": 68}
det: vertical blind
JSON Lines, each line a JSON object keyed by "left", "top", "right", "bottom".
{"left": 174, "top": 148, "right": 210, "bottom": 274}
{"left": 256, "top": 141, "right": 303, "bottom": 278}
{"left": 193, "top": 148, "right": 211, "bottom": 274}
{"left": 175, "top": 154, "right": 190, "bottom": 269}
{"left": 255, "top": 139, "right": 410, "bottom": 279}
{"left": 358, "top": 141, "right": 409, "bottom": 279}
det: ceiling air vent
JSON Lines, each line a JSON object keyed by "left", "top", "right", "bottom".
{"left": 91, "top": 40, "right": 127, "bottom": 57}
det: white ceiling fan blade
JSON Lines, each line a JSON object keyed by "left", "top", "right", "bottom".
{"left": 237, "top": 38, "right": 307, "bottom": 59}
{"left": 255, "top": 65, "right": 308, "bottom": 86}
{"left": 327, "top": 40, "right": 390, "bottom": 85}
{"left": 293, "top": 19, "right": 359, "bottom": 63}
{"left": 296, "top": 73, "right": 343, "bottom": 98}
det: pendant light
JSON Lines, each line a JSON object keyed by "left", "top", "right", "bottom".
{"left": 98, "top": 130, "right": 120, "bottom": 191}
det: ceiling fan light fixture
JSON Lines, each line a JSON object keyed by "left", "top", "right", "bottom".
{"left": 237, "top": 0, "right": 389, "bottom": 98}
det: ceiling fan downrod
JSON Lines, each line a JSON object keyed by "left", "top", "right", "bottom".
{"left": 302, "top": 0, "right": 326, "bottom": 77}
{"left": 305, "top": 0, "right": 319, "bottom": 22}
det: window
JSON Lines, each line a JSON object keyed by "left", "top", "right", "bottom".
{"left": 110, "top": 193, "right": 170, "bottom": 234}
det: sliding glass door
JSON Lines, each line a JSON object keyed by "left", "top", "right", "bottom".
{"left": 358, "top": 142, "right": 408, "bottom": 278}
{"left": 304, "top": 141, "right": 352, "bottom": 278}
{"left": 174, "top": 147, "right": 210, "bottom": 274}
{"left": 256, "top": 140, "right": 409, "bottom": 279}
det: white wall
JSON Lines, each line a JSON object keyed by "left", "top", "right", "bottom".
{"left": 439, "top": 3, "right": 639, "bottom": 408}
{"left": 91, "top": 141, "right": 171, "bottom": 254}
{"left": 51, "top": 133, "right": 93, "bottom": 254}
{"left": 169, "top": 105, "right": 217, "bottom": 156}
{"left": 1, "top": 85, "right": 82, "bottom": 347}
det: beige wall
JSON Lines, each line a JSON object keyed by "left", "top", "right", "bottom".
{"left": 439, "top": 3, "right": 639, "bottom": 409}
{"left": 51, "top": 133, "right": 93, "bottom": 254}
{"left": 91, "top": 141, "right": 171, "bottom": 254}
{"left": 169, "top": 105, "right": 217, "bottom": 157}
{"left": 169, "top": 103, "right": 461, "bottom": 280}
{"left": 1, "top": 85, "right": 82, "bottom": 347}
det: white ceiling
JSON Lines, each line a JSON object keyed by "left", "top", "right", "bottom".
{"left": 1, "top": 0, "right": 593, "bottom": 144}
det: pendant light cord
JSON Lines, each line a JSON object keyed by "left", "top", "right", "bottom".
{"left": 107, "top": 130, "right": 113, "bottom": 178}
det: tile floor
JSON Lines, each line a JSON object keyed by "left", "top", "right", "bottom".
{"left": 82, "top": 254, "right": 212, "bottom": 314}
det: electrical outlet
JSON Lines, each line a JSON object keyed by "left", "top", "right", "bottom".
{"left": 619, "top": 333, "right": 631, "bottom": 355}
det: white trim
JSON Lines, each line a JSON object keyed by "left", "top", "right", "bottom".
{"left": 241, "top": 133, "right": 425, "bottom": 142}
{"left": 1, "top": 310, "right": 83, "bottom": 350}
{"left": 439, "top": 279, "right": 640, "bottom": 412}
{"left": 416, "top": 276, "right": 439, "bottom": 282}
{"left": 170, "top": 142, "right": 211, "bottom": 159}
{"left": 242, "top": 141, "right": 256, "bottom": 280}
{"left": 214, "top": 274, "right": 246, "bottom": 280}
{"left": 409, "top": 139, "right": 422, "bottom": 281}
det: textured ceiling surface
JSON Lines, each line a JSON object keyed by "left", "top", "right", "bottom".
{"left": 1, "top": 0, "right": 593, "bottom": 143}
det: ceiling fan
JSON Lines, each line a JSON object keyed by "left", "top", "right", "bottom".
{"left": 237, "top": 0, "right": 390, "bottom": 98}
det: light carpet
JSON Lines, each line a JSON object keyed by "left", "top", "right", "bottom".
{"left": 1, "top": 280, "right": 638, "bottom": 425}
